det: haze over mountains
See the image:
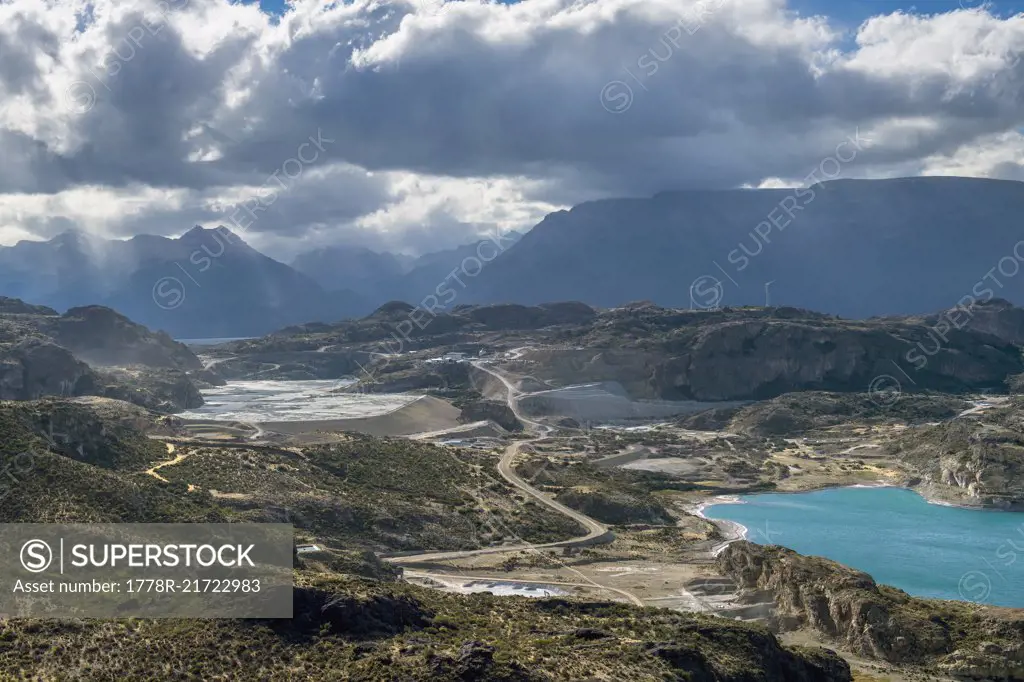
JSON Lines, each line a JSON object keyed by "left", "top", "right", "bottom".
{"left": 2, "top": 176, "right": 1023, "bottom": 337}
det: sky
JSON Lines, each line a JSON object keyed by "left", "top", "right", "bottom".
{"left": 0, "top": 0, "right": 1022, "bottom": 260}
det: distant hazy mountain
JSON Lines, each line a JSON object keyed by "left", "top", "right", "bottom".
{"left": 393, "top": 231, "right": 524, "bottom": 303}
{"left": 290, "top": 245, "right": 408, "bottom": 297}
{"left": 0, "top": 231, "right": 116, "bottom": 312}
{"left": 464, "top": 177, "right": 1024, "bottom": 318}
{"left": 7, "top": 177, "right": 1024, "bottom": 337}
{"left": 290, "top": 231, "right": 524, "bottom": 304}
{"left": 0, "top": 227, "right": 369, "bottom": 338}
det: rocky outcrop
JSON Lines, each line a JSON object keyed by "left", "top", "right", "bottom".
{"left": 227, "top": 301, "right": 1024, "bottom": 401}
{"left": 717, "top": 542, "right": 1024, "bottom": 680}
{"left": 455, "top": 305, "right": 1024, "bottom": 402}
{"left": 676, "top": 405, "right": 744, "bottom": 431}
{"left": 645, "top": 634, "right": 852, "bottom": 682}
{"left": 0, "top": 340, "right": 99, "bottom": 400}
{"left": 890, "top": 414, "right": 1024, "bottom": 508}
{"left": 0, "top": 297, "right": 57, "bottom": 316}
{"left": 0, "top": 342, "right": 202, "bottom": 412}
{"left": 466, "top": 302, "right": 596, "bottom": 329}
{"left": 459, "top": 399, "right": 523, "bottom": 432}
{"left": 554, "top": 487, "right": 671, "bottom": 525}
{"left": 286, "top": 586, "right": 432, "bottom": 638}
{"left": 722, "top": 391, "right": 969, "bottom": 437}
{"left": 186, "top": 368, "right": 227, "bottom": 388}
{"left": 426, "top": 640, "right": 539, "bottom": 681}
{"left": 98, "top": 368, "right": 205, "bottom": 412}
{"left": 0, "top": 298, "right": 204, "bottom": 412}
{"left": 653, "top": 315, "right": 1022, "bottom": 401}
{"left": 43, "top": 305, "right": 200, "bottom": 370}
{"left": 922, "top": 298, "right": 1024, "bottom": 346}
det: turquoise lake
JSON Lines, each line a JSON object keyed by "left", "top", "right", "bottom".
{"left": 703, "top": 486, "right": 1024, "bottom": 607}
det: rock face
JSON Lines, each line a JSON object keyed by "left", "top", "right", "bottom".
{"left": 0, "top": 341, "right": 99, "bottom": 400}
{"left": 42, "top": 305, "right": 200, "bottom": 370}
{"left": 890, "top": 402, "right": 1024, "bottom": 508}
{"left": 0, "top": 297, "right": 58, "bottom": 316}
{"left": 98, "top": 368, "right": 205, "bottom": 412}
{"left": 499, "top": 306, "right": 1024, "bottom": 401}
{"left": 720, "top": 391, "right": 969, "bottom": 437}
{"left": 231, "top": 301, "right": 1024, "bottom": 401}
{"left": 459, "top": 399, "right": 523, "bottom": 432}
{"left": 554, "top": 488, "right": 671, "bottom": 525}
{"left": 0, "top": 298, "right": 204, "bottom": 412}
{"left": 652, "top": 314, "right": 1022, "bottom": 401}
{"left": 717, "top": 542, "right": 1024, "bottom": 680}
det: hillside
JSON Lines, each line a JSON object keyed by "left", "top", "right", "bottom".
{"left": 0, "top": 397, "right": 856, "bottom": 681}
{"left": 7, "top": 178, "right": 1024, "bottom": 338}
{"left": 888, "top": 397, "right": 1024, "bottom": 508}
{"left": 463, "top": 177, "right": 1024, "bottom": 318}
{"left": 706, "top": 391, "right": 971, "bottom": 437}
{"left": 0, "top": 300, "right": 205, "bottom": 411}
{"left": 223, "top": 301, "right": 1024, "bottom": 402}
{"left": 0, "top": 574, "right": 852, "bottom": 680}
{"left": 0, "top": 398, "right": 578, "bottom": 550}
{"left": 0, "top": 227, "right": 368, "bottom": 338}
{"left": 719, "top": 541, "right": 1024, "bottom": 680}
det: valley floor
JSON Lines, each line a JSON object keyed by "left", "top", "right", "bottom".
{"left": 146, "top": 352, "right": 1023, "bottom": 680}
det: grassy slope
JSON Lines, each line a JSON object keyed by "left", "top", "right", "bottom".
{"left": 158, "top": 435, "right": 583, "bottom": 551}
{"left": 0, "top": 399, "right": 854, "bottom": 681}
{"left": 0, "top": 571, "right": 851, "bottom": 681}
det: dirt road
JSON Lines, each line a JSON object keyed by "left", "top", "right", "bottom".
{"left": 387, "top": 362, "right": 644, "bottom": 606}
{"left": 404, "top": 570, "right": 642, "bottom": 604}
{"left": 472, "top": 359, "right": 552, "bottom": 434}
{"left": 384, "top": 437, "right": 614, "bottom": 565}
{"left": 144, "top": 443, "right": 190, "bottom": 483}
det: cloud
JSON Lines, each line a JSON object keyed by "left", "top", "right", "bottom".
{"left": 0, "top": 0, "right": 1021, "bottom": 256}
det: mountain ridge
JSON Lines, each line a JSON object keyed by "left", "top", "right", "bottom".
{"left": 4, "top": 177, "right": 1024, "bottom": 336}
{"left": 0, "top": 226, "right": 368, "bottom": 338}
{"left": 462, "top": 176, "right": 1024, "bottom": 317}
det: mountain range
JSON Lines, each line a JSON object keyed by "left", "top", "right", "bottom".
{"left": 2, "top": 176, "right": 1023, "bottom": 337}
{"left": 463, "top": 176, "right": 1024, "bottom": 317}
{"left": 0, "top": 227, "right": 355, "bottom": 339}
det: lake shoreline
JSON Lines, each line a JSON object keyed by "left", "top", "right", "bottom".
{"left": 690, "top": 477, "right": 1016, "bottom": 520}
{"left": 688, "top": 480, "right": 1024, "bottom": 560}
{"left": 694, "top": 484, "right": 1024, "bottom": 607}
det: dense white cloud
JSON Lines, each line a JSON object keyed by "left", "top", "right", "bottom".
{"left": 0, "top": 0, "right": 1021, "bottom": 257}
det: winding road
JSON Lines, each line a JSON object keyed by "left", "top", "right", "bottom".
{"left": 471, "top": 358, "right": 552, "bottom": 435}
{"left": 384, "top": 360, "right": 644, "bottom": 607}
{"left": 385, "top": 438, "right": 614, "bottom": 565}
